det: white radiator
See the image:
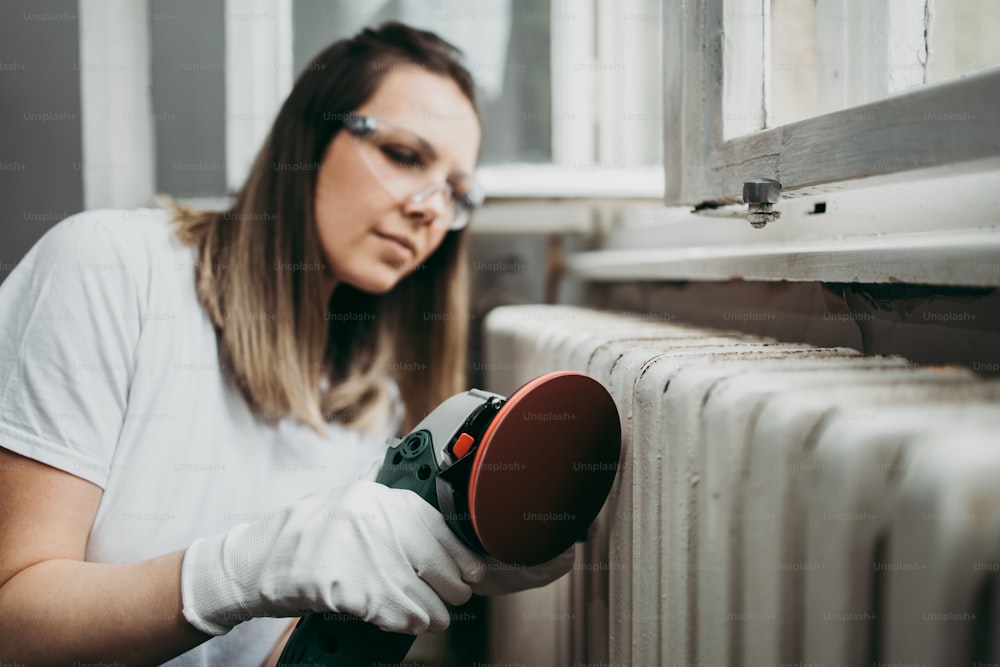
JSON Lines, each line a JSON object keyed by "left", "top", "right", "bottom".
{"left": 482, "top": 305, "right": 1000, "bottom": 667}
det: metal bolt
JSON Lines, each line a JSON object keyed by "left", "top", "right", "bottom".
{"left": 742, "top": 178, "right": 782, "bottom": 228}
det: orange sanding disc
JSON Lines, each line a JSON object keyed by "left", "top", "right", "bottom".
{"left": 467, "top": 372, "right": 622, "bottom": 565}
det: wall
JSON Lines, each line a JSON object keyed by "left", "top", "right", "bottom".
{"left": 0, "top": 0, "right": 84, "bottom": 283}
{"left": 150, "top": 0, "right": 227, "bottom": 197}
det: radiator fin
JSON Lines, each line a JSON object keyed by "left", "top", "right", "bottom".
{"left": 483, "top": 305, "right": 1000, "bottom": 667}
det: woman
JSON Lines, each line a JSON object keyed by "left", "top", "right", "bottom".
{"left": 0, "top": 23, "right": 570, "bottom": 666}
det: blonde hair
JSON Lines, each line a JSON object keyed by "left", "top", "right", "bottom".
{"left": 163, "top": 23, "right": 476, "bottom": 434}
{"left": 165, "top": 196, "right": 469, "bottom": 435}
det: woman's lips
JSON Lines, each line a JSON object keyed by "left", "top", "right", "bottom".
{"left": 373, "top": 230, "right": 416, "bottom": 262}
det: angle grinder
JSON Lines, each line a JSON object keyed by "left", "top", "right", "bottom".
{"left": 277, "top": 371, "right": 622, "bottom": 666}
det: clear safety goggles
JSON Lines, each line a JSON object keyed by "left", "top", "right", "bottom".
{"left": 342, "top": 113, "right": 484, "bottom": 231}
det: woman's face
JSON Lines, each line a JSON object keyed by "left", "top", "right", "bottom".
{"left": 314, "top": 65, "right": 481, "bottom": 295}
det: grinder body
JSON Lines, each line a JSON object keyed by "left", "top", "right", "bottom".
{"left": 277, "top": 374, "right": 620, "bottom": 666}
{"left": 278, "top": 389, "right": 505, "bottom": 665}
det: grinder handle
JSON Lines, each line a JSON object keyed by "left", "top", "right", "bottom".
{"left": 275, "top": 432, "right": 443, "bottom": 666}
{"left": 276, "top": 613, "right": 415, "bottom": 666}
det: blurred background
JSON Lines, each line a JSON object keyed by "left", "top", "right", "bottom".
{"left": 0, "top": 1, "right": 662, "bottom": 664}
{"left": 0, "top": 0, "right": 666, "bottom": 384}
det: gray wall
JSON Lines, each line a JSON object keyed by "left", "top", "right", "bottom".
{"left": 0, "top": 0, "right": 84, "bottom": 283}
{"left": 150, "top": 0, "right": 226, "bottom": 197}
{"left": 0, "top": 0, "right": 228, "bottom": 285}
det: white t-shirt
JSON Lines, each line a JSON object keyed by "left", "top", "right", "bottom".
{"left": 0, "top": 208, "right": 400, "bottom": 666}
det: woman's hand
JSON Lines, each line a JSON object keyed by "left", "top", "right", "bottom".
{"left": 180, "top": 480, "right": 486, "bottom": 636}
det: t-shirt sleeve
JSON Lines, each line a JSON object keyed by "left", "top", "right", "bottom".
{"left": 0, "top": 212, "right": 143, "bottom": 488}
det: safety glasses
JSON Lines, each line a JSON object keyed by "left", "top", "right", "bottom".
{"left": 342, "top": 113, "right": 484, "bottom": 231}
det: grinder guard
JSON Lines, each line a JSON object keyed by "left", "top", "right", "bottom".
{"left": 277, "top": 372, "right": 621, "bottom": 666}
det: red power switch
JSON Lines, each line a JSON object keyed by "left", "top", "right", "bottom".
{"left": 452, "top": 432, "right": 475, "bottom": 459}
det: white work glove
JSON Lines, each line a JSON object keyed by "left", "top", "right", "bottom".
{"left": 469, "top": 546, "right": 576, "bottom": 597}
{"left": 180, "top": 481, "right": 486, "bottom": 636}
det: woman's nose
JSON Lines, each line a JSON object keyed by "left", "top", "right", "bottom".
{"left": 401, "top": 184, "right": 450, "bottom": 226}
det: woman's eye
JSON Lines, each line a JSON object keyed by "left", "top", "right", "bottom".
{"left": 381, "top": 145, "right": 424, "bottom": 168}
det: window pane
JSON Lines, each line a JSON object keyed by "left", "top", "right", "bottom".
{"left": 292, "top": 0, "right": 552, "bottom": 165}
{"left": 762, "top": 0, "right": 1000, "bottom": 132}
{"left": 769, "top": 0, "right": 818, "bottom": 127}
{"left": 926, "top": 0, "right": 1000, "bottom": 83}
{"left": 479, "top": 1, "right": 552, "bottom": 165}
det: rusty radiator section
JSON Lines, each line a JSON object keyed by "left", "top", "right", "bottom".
{"left": 481, "top": 304, "right": 1000, "bottom": 667}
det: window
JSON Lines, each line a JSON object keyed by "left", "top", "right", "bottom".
{"left": 666, "top": 0, "right": 1000, "bottom": 205}
{"left": 225, "top": 0, "right": 665, "bottom": 199}
{"left": 569, "top": 0, "right": 1000, "bottom": 288}
{"left": 75, "top": 1, "right": 665, "bottom": 207}
{"left": 768, "top": 0, "right": 1000, "bottom": 130}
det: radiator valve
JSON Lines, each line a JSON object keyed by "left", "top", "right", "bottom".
{"left": 742, "top": 178, "right": 781, "bottom": 228}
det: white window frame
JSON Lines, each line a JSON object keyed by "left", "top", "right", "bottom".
{"left": 663, "top": 0, "right": 1000, "bottom": 206}
{"left": 224, "top": 0, "right": 293, "bottom": 193}
{"left": 565, "top": 0, "right": 1000, "bottom": 288}
{"left": 78, "top": 0, "right": 155, "bottom": 210}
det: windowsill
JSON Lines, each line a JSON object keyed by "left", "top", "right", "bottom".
{"left": 469, "top": 164, "right": 664, "bottom": 235}
{"left": 569, "top": 164, "right": 1000, "bottom": 287}
{"left": 477, "top": 164, "right": 664, "bottom": 200}
{"left": 570, "top": 229, "right": 1000, "bottom": 287}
